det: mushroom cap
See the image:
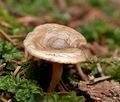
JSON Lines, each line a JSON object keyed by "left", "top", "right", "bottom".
{"left": 24, "top": 23, "right": 87, "bottom": 64}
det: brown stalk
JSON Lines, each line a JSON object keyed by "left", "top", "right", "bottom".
{"left": 48, "top": 62, "right": 63, "bottom": 92}
{"left": 76, "top": 63, "right": 88, "bottom": 81}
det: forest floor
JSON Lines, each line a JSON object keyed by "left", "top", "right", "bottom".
{"left": 0, "top": 0, "right": 120, "bottom": 102}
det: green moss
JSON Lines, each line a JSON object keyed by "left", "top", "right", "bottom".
{"left": 79, "top": 20, "right": 120, "bottom": 49}
{"left": 0, "top": 38, "right": 23, "bottom": 62}
{"left": 88, "top": 0, "right": 115, "bottom": 16}
{"left": 4, "top": 0, "right": 56, "bottom": 16}
{"left": 42, "top": 92, "right": 85, "bottom": 102}
{"left": 0, "top": 75, "right": 43, "bottom": 102}
{"left": 110, "top": 64, "right": 120, "bottom": 82}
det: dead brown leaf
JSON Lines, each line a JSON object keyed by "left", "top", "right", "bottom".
{"left": 79, "top": 81, "right": 120, "bottom": 101}
{"left": 85, "top": 42, "right": 108, "bottom": 56}
{"left": 17, "top": 16, "right": 46, "bottom": 26}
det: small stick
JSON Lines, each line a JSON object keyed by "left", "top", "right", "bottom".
{"left": 18, "top": 70, "right": 25, "bottom": 76}
{"left": 0, "top": 98, "right": 8, "bottom": 102}
{"left": 12, "top": 66, "right": 21, "bottom": 76}
{"left": 76, "top": 63, "right": 88, "bottom": 81}
{"left": 0, "top": 29, "right": 16, "bottom": 45}
{"left": 88, "top": 76, "right": 111, "bottom": 85}
{"left": 59, "top": 83, "right": 66, "bottom": 92}
{"left": 10, "top": 34, "right": 26, "bottom": 39}
{"left": 112, "top": 48, "right": 119, "bottom": 58}
{"left": 88, "top": 74, "right": 95, "bottom": 82}
{"left": 96, "top": 63, "right": 105, "bottom": 77}
{"left": 60, "top": 80, "right": 70, "bottom": 91}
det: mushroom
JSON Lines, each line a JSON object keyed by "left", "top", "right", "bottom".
{"left": 24, "top": 24, "right": 88, "bottom": 92}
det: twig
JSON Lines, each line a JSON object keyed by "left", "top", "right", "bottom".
{"left": 0, "top": 63, "right": 6, "bottom": 70}
{"left": 59, "top": 83, "right": 66, "bottom": 92}
{"left": 96, "top": 63, "right": 105, "bottom": 77}
{"left": 112, "top": 48, "right": 120, "bottom": 61}
{"left": 60, "top": 80, "right": 70, "bottom": 91}
{"left": 88, "top": 76, "right": 111, "bottom": 85}
{"left": 0, "top": 98, "right": 8, "bottom": 102}
{"left": 10, "top": 34, "right": 26, "bottom": 39}
{"left": 76, "top": 63, "right": 88, "bottom": 81}
{"left": 12, "top": 66, "right": 21, "bottom": 76}
{"left": 88, "top": 74, "right": 95, "bottom": 82}
{"left": 18, "top": 70, "right": 25, "bottom": 76}
{"left": 0, "top": 29, "right": 16, "bottom": 45}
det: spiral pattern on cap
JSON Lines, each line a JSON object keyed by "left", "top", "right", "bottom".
{"left": 24, "top": 24, "right": 87, "bottom": 64}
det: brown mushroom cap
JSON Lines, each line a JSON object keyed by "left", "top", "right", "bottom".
{"left": 24, "top": 23, "right": 87, "bottom": 64}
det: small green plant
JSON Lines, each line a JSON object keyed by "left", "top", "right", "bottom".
{"left": 0, "top": 75, "right": 43, "bottom": 102}
{"left": 79, "top": 20, "right": 110, "bottom": 41}
{"left": 0, "top": 38, "right": 23, "bottom": 62}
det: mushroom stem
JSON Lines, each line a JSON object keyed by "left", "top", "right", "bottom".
{"left": 48, "top": 62, "right": 63, "bottom": 92}
{"left": 76, "top": 63, "right": 88, "bottom": 81}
